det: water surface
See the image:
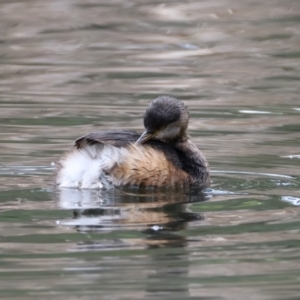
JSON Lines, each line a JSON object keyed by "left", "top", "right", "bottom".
{"left": 0, "top": 0, "right": 300, "bottom": 299}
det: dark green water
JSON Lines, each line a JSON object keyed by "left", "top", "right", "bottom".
{"left": 0, "top": 0, "right": 300, "bottom": 299}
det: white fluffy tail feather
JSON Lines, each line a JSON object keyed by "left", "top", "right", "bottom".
{"left": 56, "top": 144, "right": 126, "bottom": 189}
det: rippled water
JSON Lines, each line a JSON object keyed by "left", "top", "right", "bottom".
{"left": 0, "top": 0, "right": 300, "bottom": 299}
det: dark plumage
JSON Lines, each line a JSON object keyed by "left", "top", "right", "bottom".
{"left": 56, "top": 96, "right": 210, "bottom": 189}
{"left": 144, "top": 95, "right": 183, "bottom": 132}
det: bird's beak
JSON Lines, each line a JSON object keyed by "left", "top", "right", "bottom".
{"left": 135, "top": 131, "right": 156, "bottom": 144}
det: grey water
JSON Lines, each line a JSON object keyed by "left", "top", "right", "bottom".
{"left": 0, "top": 0, "right": 300, "bottom": 299}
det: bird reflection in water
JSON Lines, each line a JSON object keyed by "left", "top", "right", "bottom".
{"left": 57, "top": 187, "right": 209, "bottom": 248}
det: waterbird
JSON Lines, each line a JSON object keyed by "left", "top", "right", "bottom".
{"left": 56, "top": 96, "right": 210, "bottom": 189}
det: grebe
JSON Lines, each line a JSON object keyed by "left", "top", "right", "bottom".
{"left": 56, "top": 96, "right": 210, "bottom": 189}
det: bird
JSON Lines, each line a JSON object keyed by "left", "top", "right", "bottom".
{"left": 56, "top": 95, "right": 210, "bottom": 189}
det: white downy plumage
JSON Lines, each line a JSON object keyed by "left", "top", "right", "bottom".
{"left": 56, "top": 143, "right": 128, "bottom": 189}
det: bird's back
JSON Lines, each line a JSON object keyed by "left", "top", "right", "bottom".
{"left": 56, "top": 130, "right": 196, "bottom": 189}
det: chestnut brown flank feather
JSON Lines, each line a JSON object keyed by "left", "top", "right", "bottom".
{"left": 109, "top": 144, "right": 190, "bottom": 187}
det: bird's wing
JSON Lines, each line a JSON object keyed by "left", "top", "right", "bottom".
{"left": 75, "top": 130, "right": 183, "bottom": 169}
{"left": 75, "top": 130, "right": 141, "bottom": 149}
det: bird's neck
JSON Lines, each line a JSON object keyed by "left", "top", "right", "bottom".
{"left": 173, "top": 138, "right": 210, "bottom": 187}
{"left": 163, "top": 132, "right": 188, "bottom": 145}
